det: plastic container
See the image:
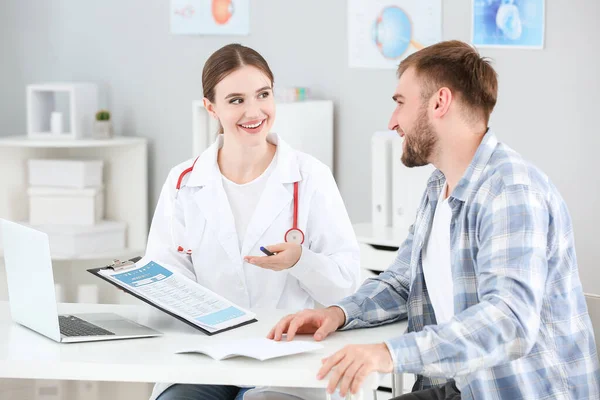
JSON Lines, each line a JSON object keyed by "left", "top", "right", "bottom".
{"left": 28, "top": 186, "right": 104, "bottom": 225}
{"left": 28, "top": 159, "right": 103, "bottom": 188}
{"left": 27, "top": 221, "right": 127, "bottom": 258}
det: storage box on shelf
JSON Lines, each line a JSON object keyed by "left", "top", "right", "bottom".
{"left": 25, "top": 221, "right": 127, "bottom": 259}
{"left": 28, "top": 186, "right": 105, "bottom": 225}
{"left": 28, "top": 159, "right": 103, "bottom": 188}
{"left": 26, "top": 156, "right": 127, "bottom": 257}
{"left": 0, "top": 135, "right": 148, "bottom": 304}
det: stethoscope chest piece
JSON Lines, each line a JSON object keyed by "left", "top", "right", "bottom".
{"left": 284, "top": 228, "right": 304, "bottom": 245}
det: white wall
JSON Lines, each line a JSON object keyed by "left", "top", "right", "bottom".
{"left": 1, "top": 0, "right": 599, "bottom": 292}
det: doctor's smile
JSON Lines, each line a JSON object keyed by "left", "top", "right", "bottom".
{"left": 237, "top": 117, "right": 266, "bottom": 134}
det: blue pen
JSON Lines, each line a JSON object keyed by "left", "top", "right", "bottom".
{"left": 260, "top": 246, "right": 275, "bottom": 256}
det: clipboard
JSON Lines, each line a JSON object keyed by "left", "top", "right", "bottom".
{"left": 88, "top": 257, "right": 257, "bottom": 336}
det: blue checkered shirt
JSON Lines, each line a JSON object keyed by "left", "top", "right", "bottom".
{"left": 338, "top": 130, "right": 600, "bottom": 399}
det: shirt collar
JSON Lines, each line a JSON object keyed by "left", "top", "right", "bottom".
{"left": 186, "top": 132, "right": 302, "bottom": 188}
{"left": 425, "top": 129, "right": 499, "bottom": 204}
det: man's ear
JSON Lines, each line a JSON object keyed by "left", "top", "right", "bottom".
{"left": 433, "top": 87, "right": 452, "bottom": 118}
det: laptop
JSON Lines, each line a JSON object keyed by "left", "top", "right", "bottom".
{"left": 1, "top": 219, "right": 162, "bottom": 343}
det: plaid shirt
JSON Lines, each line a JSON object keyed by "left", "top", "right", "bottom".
{"left": 338, "top": 130, "right": 600, "bottom": 399}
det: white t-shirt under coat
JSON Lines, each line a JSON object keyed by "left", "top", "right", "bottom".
{"left": 221, "top": 158, "right": 275, "bottom": 250}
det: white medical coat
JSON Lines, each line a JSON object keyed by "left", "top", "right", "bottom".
{"left": 148, "top": 133, "right": 360, "bottom": 400}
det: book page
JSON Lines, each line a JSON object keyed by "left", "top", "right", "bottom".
{"left": 99, "top": 260, "right": 255, "bottom": 333}
{"left": 177, "top": 338, "right": 324, "bottom": 361}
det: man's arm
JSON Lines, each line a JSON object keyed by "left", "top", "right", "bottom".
{"left": 334, "top": 222, "right": 415, "bottom": 329}
{"left": 385, "top": 184, "right": 549, "bottom": 378}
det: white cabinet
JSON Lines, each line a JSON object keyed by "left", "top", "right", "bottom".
{"left": 354, "top": 222, "right": 405, "bottom": 273}
{"left": 353, "top": 222, "right": 416, "bottom": 394}
{"left": 192, "top": 100, "right": 334, "bottom": 170}
{"left": 0, "top": 136, "right": 148, "bottom": 304}
{"left": 271, "top": 100, "right": 334, "bottom": 171}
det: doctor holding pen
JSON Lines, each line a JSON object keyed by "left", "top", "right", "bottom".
{"left": 147, "top": 43, "right": 361, "bottom": 400}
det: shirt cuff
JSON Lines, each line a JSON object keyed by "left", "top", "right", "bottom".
{"left": 385, "top": 332, "right": 425, "bottom": 375}
{"left": 288, "top": 244, "right": 317, "bottom": 282}
{"left": 332, "top": 297, "right": 364, "bottom": 330}
{"left": 384, "top": 340, "right": 399, "bottom": 372}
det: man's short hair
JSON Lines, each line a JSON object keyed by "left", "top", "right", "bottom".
{"left": 398, "top": 40, "right": 498, "bottom": 124}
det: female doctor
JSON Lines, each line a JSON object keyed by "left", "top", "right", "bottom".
{"left": 149, "top": 44, "right": 360, "bottom": 400}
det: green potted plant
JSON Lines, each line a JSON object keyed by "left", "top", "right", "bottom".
{"left": 93, "top": 109, "right": 113, "bottom": 139}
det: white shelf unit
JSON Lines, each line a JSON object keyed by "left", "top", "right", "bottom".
{"left": 27, "top": 83, "right": 98, "bottom": 140}
{"left": 0, "top": 135, "right": 148, "bottom": 304}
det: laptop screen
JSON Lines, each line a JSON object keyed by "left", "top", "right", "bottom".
{"left": 1, "top": 220, "right": 61, "bottom": 341}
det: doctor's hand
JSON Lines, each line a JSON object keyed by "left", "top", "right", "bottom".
{"left": 268, "top": 307, "right": 346, "bottom": 342}
{"left": 318, "top": 343, "right": 394, "bottom": 397}
{"left": 244, "top": 243, "right": 301, "bottom": 271}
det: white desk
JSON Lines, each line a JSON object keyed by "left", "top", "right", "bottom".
{"left": 0, "top": 302, "right": 407, "bottom": 397}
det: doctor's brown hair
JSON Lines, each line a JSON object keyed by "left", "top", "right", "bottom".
{"left": 398, "top": 40, "right": 498, "bottom": 125}
{"left": 202, "top": 44, "right": 274, "bottom": 133}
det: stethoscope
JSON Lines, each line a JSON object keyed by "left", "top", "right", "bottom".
{"left": 171, "top": 157, "right": 305, "bottom": 255}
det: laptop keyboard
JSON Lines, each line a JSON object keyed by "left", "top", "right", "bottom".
{"left": 59, "top": 315, "right": 115, "bottom": 337}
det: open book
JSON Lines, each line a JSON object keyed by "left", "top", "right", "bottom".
{"left": 177, "top": 337, "right": 323, "bottom": 361}
{"left": 88, "top": 259, "right": 256, "bottom": 335}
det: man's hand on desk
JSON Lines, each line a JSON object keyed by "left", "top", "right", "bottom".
{"left": 318, "top": 343, "right": 393, "bottom": 397}
{"left": 267, "top": 306, "right": 346, "bottom": 341}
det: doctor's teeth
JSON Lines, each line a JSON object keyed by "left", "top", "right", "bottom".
{"left": 241, "top": 121, "right": 263, "bottom": 129}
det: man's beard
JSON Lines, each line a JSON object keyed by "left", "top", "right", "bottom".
{"left": 401, "top": 105, "right": 437, "bottom": 168}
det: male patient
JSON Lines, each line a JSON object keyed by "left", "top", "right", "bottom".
{"left": 269, "top": 40, "right": 600, "bottom": 399}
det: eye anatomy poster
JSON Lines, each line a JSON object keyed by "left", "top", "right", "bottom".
{"left": 472, "top": 0, "right": 545, "bottom": 49}
{"left": 171, "top": 0, "right": 249, "bottom": 35}
{"left": 347, "top": 0, "right": 442, "bottom": 69}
